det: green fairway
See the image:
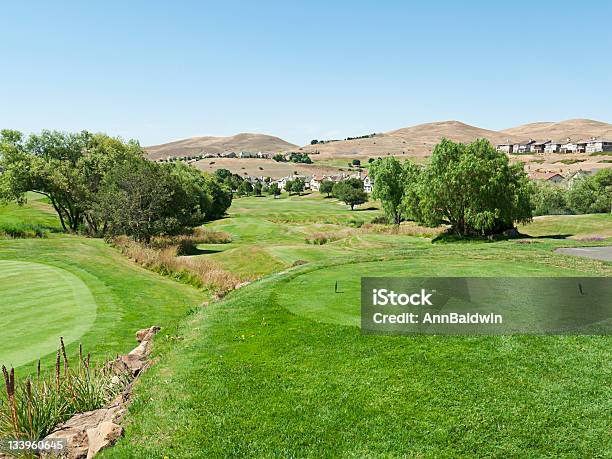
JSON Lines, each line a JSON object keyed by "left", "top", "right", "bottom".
{"left": 102, "top": 197, "right": 612, "bottom": 458}
{"left": 2, "top": 194, "right": 611, "bottom": 457}
{"left": 276, "top": 254, "right": 593, "bottom": 327}
{"left": 0, "top": 200, "right": 205, "bottom": 373}
{"left": 0, "top": 260, "right": 97, "bottom": 368}
{"left": 519, "top": 213, "right": 612, "bottom": 239}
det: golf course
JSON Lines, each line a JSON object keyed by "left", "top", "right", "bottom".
{"left": 1, "top": 192, "right": 611, "bottom": 457}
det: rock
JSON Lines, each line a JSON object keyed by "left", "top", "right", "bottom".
{"left": 86, "top": 422, "right": 123, "bottom": 458}
{"left": 40, "top": 327, "right": 158, "bottom": 458}
{"left": 136, "top": 325, "right": 160, "bottom": 343}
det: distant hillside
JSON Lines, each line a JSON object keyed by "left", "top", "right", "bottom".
{"left": 146, "top": 133, "right": 298, "bottom": 160}
{"left": 298, "top": 121, "right": 523, "bottom": 159}
{"left": 501, "top": 119, "right": 612, "bottom": 142}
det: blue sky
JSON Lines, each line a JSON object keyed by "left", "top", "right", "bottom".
{"left": 1, "top": 1, "right": 611, "bottom": 146}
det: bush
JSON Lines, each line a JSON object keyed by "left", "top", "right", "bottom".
{"left": 0, "top": 339, "right": 129, "bottom": 442}
{"left": 0, "top": 223, "right": 49, "bottom": 239}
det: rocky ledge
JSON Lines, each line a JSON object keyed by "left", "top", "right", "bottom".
{"left": 39, "top": 326, "right": 161, "bottom": 459}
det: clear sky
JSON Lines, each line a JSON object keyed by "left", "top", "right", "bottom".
{"left": 1, "top": 1, "right": 611, "bottom": 146}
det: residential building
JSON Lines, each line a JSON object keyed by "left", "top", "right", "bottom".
{"left": 530, "top": 140, "right": 551, "bottom": 154}
{"left": 528, "top": 172, "right": 565, "bottom": 183}
{"left": 544, "top": 141, "right": 563, "bottom": 153}
{"left": 363, "top": 175, "right": 374, "bottom": 193}
{"left": 511, "top": 139, "right": 536, "bottom": 154}
{"left": 586, "top": 138, "right": 612, "bottom": 153}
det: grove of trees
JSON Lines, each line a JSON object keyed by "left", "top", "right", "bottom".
{"left": 0, "top": 130, "right": 232, "bottom": 242}
{"left": 370, "top": 139, "right": 534, "bottom": 236}
{"left": 532, "top": 169, "right": 612, "bottom": 215}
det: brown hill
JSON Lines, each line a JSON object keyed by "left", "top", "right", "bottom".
{"left": 146, "top": 133, "right": 298, "bottom": 160}
{"left": 501, "top": 119, "right": 612, "bottom": 142}
{"left": 298, "top": 121, "right": 522, "bottom": 159}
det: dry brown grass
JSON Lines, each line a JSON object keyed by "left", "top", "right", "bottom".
{"left": 360, "top": 222, "right": 445, "bottom": 238}
{"left": 305, "top": 229, "right": 355, "bottom": 245}
{"left": 112, "top": 236, "right": 239, "bottom": 296}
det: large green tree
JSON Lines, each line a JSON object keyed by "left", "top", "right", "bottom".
{"left": 93, "top": 158, "right": 186, "bottom": 242}
{"left": 0, "top": 129, "right": 143, "bottom": 232}
{"left": 369, "top": 157, "right": 417, "bottom": 224}
{"left": 407, "top": 139, "right": 533, "bottom": 236}
{"left": 332, "top": 178, "right": 368, "bottom": 210}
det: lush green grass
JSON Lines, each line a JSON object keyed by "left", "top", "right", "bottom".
{"left": 106, "top": 251, "right": 611, "bottom": 458}
{"left": 0, "top": 192, "right": 63, "bottom": 230}
{"left": 102, "top": 196, "right": 611, "bottom": 457}
{"left": 519, "top": 214, "right": 612, "bottom": 239}
{"left": 2, "top": 193, "right": 610, "bottom": 456}
{"left": 0, "top": 260, "right": 97, "bottom": 368}
{"left": 0, "top": 203, "right": 205, "bottom": 374}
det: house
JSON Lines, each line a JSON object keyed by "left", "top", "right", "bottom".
{"left": 496, "top": 140, "right": 516, "bottom": 154}
{"left": 528, "top": 172, "right": 565, "bottom": 183}
{"left": 567, "top": 169, "right": 595, "bottom": 188}
{"left": 363, "top": 175, "right": 374, "bottom": 193}
{"left": 512, "top": 139, "right": 536, "bottom": 154}
{"left": 586, "top": 138, "right": 612, "bottom": 153}
{"left": 562, "top": 140, "right": 588, "bottom": 153}
{"left": 530, "top": 140, "right": 551, "bottom": 154}
{"left": 257, "top": 152, "right": 270, "bottom": 159}
{"left": 238, "top": 151, "right": 257, "bottom": 159}
{"left": 544, "top": 141, "right": 563, "bottom": 153}
{"left": 309, "top": 175, "right": 326, "bottom": 191}
{"left": 220, "top": 151, "right": 237, "bottom": 158}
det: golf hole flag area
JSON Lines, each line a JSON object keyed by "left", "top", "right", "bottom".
{"left": 0, "top": 260, "right": 97, "bottom": 368}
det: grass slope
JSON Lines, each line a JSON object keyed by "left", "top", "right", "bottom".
{"left": 0, "top": 201, "right": 205, "bottom": 373}
{"left": 103, "top": 196, "right": 611, "bottom": 457}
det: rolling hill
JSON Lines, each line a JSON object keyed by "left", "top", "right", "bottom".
{"left": 501, "top": 119, "right": 612, "bottom": 142}
{"left": 298, "top": 121, "right": 523, "bottom": 159}
{"left": 147, "top": 119, "right": 612, "bottom": 162}
{"left": 146, "top": 133, "right": 298, "bottom": 160}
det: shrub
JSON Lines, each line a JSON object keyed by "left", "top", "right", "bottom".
{"left": 0, "top": 340, "right": 129, "bottom": 443}
{"left": 0, "top": 223, "right": 49, "bottom": 239}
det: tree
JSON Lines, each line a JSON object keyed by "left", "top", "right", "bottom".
{"left": 272, "top": 153, "right": 287, "bottom": 162}
{"left": 214, "top": 168, "right": 232, "bottom": 182}
{"left": 369, "top": 157, "right": 409, "bottom": 225}
{"left": 288, "top": 152, "right": 312, "bottom": 164}
{"left": 332, "top": 179, "right": 367, "bottom": 210}
{"left": 567, "top": 169, "right": 612, "bottom": 214}
{"left": 201, "top": 173, "right": 232, "bottom": 220}
{"left": 93, "top": 158, "right": 185, "bottom": 242}
{"left": 319, "top": 180, "right": 334, "bottom": 197}
{"left": 0, "top": 129, "right": 143, "bottom": 233}
{"left": 410, "top": 139, "right": 533, "bottom": 236}
{"left": 253, "top": 181, "right": 263, "bottom": 196}
{"left": 290, "top": 178, "right": 305, "bottom": 196}
{"left": 310, "top": 139, "right": 319, "bottom": 145}
{"left": 351, "top": 159, "right": 361, "bottom": 167}
{"left": 238, "top": 180, "right": 253, "bottom": 196}
{"left": 532, "top": 182, "right": 569, "bottom": 216}
{"left": 268, "top": 182, "right": 281, "bottom": 197}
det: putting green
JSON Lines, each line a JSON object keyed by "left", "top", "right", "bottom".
{"left": 0, "top": 260, "right": 97, "bottom": 368}
{"left": 276, "top": 256, "right": 584, "bottom": 327}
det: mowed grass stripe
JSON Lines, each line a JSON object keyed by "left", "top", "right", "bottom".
{"left": 0, "top": 260, "right": 97, "bottom": 368}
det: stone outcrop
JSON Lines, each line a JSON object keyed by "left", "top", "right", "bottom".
{"left": 39, "top": 326, "right": 160, "bottom": 458}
